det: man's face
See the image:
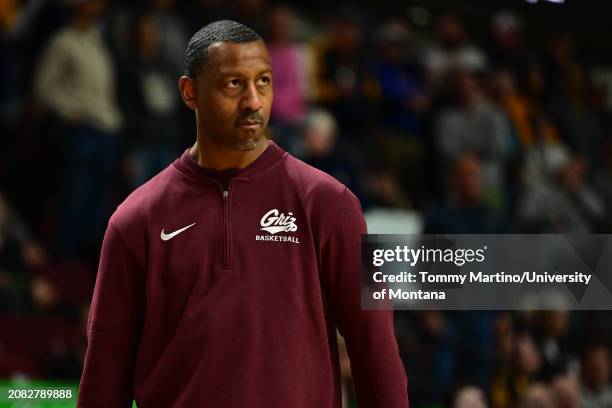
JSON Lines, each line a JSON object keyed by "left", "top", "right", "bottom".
{"left": 190, "top": 40, "right": 273, "bottom": 151}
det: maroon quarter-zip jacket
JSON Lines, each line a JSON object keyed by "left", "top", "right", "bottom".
{"left": 77, "top": 140, "right": 408, "bottom": 407}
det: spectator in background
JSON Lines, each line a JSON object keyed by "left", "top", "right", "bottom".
{"left": 400, "top": 310, "right": 458, "bottom": 406}
{"left": 363, "top": 166, "right": 412, "bottom": 209}
{"left": 489, "top": 66, "right": 555, "bottom": 211}
{"left": 299, "top": 108, "right": 363, "bottom": 200}
{"left": 425, "top": 153, "right": 508, "bottom": 234}
{"left": 0, "top": 195, "right": 92, "bottom": 319}
{"left": 507, "top": 71, "right": 578, "bottom": 233}
{"left": 546, "top": 62, "right": 603, "bottom": 164}
{"left": 488, "top": 11, "right": 530, "bottom": 78}
{"left": 542, "top": 30, "right": 576, "bottom": 99}
{"left": 492, "top": 333, "right": 542, "bottom": 408}
{"left": 34, "top": 0, "right": 121, "bottom": 258}
{"left": 557, "top": 157, "right": 607, "bottom": 232}
{"left": 491, "top": 67, "right": 558, "bottom": 149}
{"left": 490, "top": 313, "right": 516, "bottom": 408}
{"left": 109, "top": 0, "right": 187, "bottom": 75}
{"left": 531, "top": 311, "right": 574, "bottom": 381}
{"left": 119, "top": 11, "right": 182, "bottom": 189}
{"left": 519, "top": 149, "right": 608, "bottom": 233}
{"left": 551, "top": 374, "right": 580, "bottom": 408}
{"left": 6, "top": 0, "right": 72, "bottom": 98}
{"left": 436, "top": 69, "right": 513, "bottom": 209}
{"left": 0, "top": 192, "right": 53, "bottom": 315}
{"left": 265, "top": 5, "right": 310, "bottom": 152}
{"left": 366, "top": 19, "right": 431, "bottom": 205}
{"left": 453, "top": 385, "right": 488, "bottom": 408}
{"left": 372, "top": 19, "right": 429, "bottom": 135}
{"left": 519, "top": 383, "right": 555, "bottom": 408}
{"left": 313, "top": 10, "right": 377, "bottom": 138}
{"left": 0, "top": 0, "right": 18, "bottom": 32}
{"left": 458, "top": 311, "right": 500, "bottom": 396}
{"left": 580, "top": 345, "right": 612, "bottom": 408}
{"left": 422, "top": 14, "right": 488, "bottom": 92}
{"left": 150, "top": 0, "right": 188, "bottom": 76}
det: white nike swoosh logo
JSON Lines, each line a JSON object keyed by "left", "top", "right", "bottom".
{"left": 160, "top": 223, "right": 196, "bottom": 241}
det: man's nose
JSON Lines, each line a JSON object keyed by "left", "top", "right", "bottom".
{"left": 240, "top": 82, "right": 263, "bottom": 112}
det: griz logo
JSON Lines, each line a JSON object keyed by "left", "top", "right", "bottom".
{"left": 260, "top": 209, "right": 298, "bottom": 235}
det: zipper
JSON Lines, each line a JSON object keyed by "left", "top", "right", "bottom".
{"left": 219, "top": 182, "right": 232, "bottom": 268}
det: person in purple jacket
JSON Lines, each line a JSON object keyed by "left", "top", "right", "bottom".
{"left": 77, "top": 20, "right": 408, "bottom": 408}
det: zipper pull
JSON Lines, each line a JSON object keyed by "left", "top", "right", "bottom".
{"left": 223, "top": 190, "right": 229, "bottom": 200}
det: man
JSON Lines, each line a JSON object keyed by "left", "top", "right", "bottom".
{"left": 580, "top": 345, "right": 612, "bottom": 408}
{"left": 77, "top": 20, "right": 408, "bottom": 407}
{"left": 424, "top": 152, "right": 509, "bottom": 234}
{"left": 35, "top": 0, "right": 122, "bottom": 258}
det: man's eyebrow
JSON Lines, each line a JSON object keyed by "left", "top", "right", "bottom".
{"left": 217, "top": 67, "right": 273, "bottom": 78}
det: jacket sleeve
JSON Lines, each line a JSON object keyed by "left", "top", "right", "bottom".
{"left": 320, "top": 187, "right": 409, "bottom": 407}
{"left": 77, "top": 219, "right": 145, "bottom": 407}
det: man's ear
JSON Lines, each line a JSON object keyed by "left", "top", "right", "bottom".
{"left": 178, "top": 76, "right": 198, "bottom": 110}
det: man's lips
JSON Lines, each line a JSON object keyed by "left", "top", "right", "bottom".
{"left": 237, "top": 121, "right": 262, "bottom": 128}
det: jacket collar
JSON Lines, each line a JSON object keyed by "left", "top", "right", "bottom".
{"left": 173, "top": 139, "right": 286, "bottom": 182}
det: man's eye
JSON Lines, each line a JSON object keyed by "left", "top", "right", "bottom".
{"left": 257, "top": 76, "right": 271, "bottom": 86}
{"left": 227, "top": 79, "right": 241, "bottom": 88}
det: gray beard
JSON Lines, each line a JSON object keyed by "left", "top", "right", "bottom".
{"left": 234, "top": 135, "right": 263, "bottom": 151}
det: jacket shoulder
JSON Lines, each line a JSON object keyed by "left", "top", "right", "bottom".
{"left": 282, "top": 154, "right": 349, "bottom": 199}
{"left": 108, "top": 165, "right": 177, "bottom": 232}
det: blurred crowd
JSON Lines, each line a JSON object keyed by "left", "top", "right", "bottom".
{"left": 2, "top": 0, "right": 612, "bottom": 407}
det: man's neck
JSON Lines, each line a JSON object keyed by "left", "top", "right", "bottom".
{"left": 189, "top": 138, "right": 268, "bottom": 171}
